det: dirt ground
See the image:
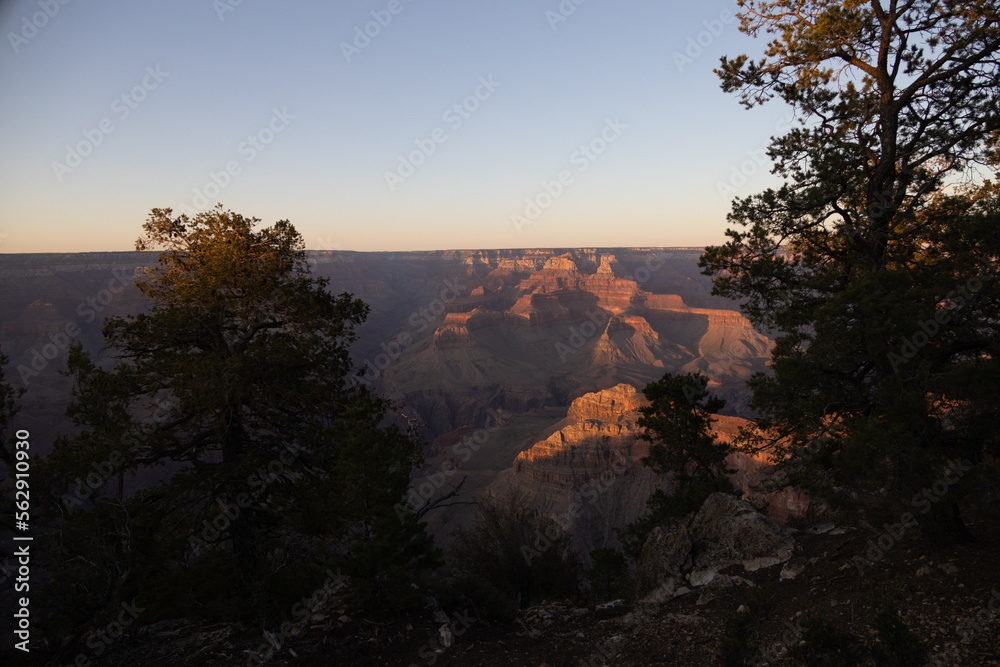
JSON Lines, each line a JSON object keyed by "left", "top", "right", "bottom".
{"left": 91, "top": 517, "right": 1000, "bottom": 667}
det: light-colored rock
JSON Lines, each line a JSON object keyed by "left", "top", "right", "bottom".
{"left": 780, "top": 557, "right": 808, "bottom": 580}
{"left": 706, "top": 574, "right": 735, "bottom": 590}
{"left": 686, "top": 493, "right": 795, "bottom": 574}
{"left": 439, "top": 624, "right": 454, "bottom": 648}
{"left": 744, "top": 552, "right": 794, "bottom": 572}
{"left": 638, "top": 576, "right": 680, "bottom": 604}
{"left": 566, "top": 384, "right": 644, "bottom": 423}
{"left": 595, "top": 599, "right": 625, "bottom": 610}
{"left": 633, "top": 524, "right": 693, "bottom": 595}
{"left": 689, "top": 569, "right": 719, "bottom": 587}
{"left": 633, "top": 492, "right": 796, "bottom": 599}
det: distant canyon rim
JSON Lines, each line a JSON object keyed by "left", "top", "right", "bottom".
{"left": 0, "top": 247, "right": 794, "bottom": 552}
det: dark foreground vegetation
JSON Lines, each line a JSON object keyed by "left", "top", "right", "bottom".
{"left": 1, "top": 0, "right": 999, "bottom": 665}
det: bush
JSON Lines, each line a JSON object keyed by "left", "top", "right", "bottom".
{"left": 717, "top": 587, "right": 774, "bottom": 667}
{"left": 455, "top": 575, "right": 520, "bottom": 622}
{"left": 871, "top": 603, "right": 928, "bottom": 666}
{"left": 787, "top": 612, "right": 867, "bottom": 666}
{"left": 449, "top": 491, "right": 580, "bottom": 607}
{"left": 585, "top": 547, "right": 629, "bottom": 601}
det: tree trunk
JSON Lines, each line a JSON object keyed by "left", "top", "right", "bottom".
{"left": 222, "top": 412, "right": 257, "bottom": 565}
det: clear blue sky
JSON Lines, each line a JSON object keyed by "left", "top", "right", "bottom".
{"left": 0, "top": 0, "right": 790, "bottom": 253}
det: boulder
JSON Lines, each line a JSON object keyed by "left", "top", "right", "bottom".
{"left": 687, "top": 492, "right": 795, "bottom": 574}
{"left": 633, "top": 492, "right": 796, "bottom": 600}
{"left": 632, "top": 523, "right": 692, "bottom": 596}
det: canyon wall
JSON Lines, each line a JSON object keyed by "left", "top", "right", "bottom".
{"left": 0, "top": 248, "right": 780, "bottom": 552}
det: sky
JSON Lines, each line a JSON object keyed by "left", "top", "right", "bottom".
{"left": 0, "top": 0, "right": 793, "bottom": 254}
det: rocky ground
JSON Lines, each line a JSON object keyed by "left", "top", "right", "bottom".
{"left": 91, "top": 517, "right": 1000, "bottom": 667}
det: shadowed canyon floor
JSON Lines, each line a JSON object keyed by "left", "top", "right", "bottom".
{"left": 1, "top": 248, "right": 775, "bottom": 548}
{"left": 0, "top": 248, "right": 771, "bottom": 452}
{"left": 3, "top": 250, "right": 999, "bottom": 665}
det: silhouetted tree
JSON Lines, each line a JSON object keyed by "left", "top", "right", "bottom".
{"left": 620, "top": 372, "right": 736, "bottom": 556}
{"left": 450, "top": 491, "right": 578, "bottom": 608}
{"left": 702, "top": 0, "right": 1000, "bottom": 544}
{"left": 585, "top": 547, "right": 628, "bottom": 600}
{"left": 39, "top": 207, "right": 438, "bottom": 633}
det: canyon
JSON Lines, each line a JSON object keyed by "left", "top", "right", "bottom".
{"left": 0, "top": 247, "right": 781, "bottom": 553}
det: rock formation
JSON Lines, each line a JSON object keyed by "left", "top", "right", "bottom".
{"left": 0, "top": 249, "right": 787, "bottom": 558}
{"left": 487, "top": 384, "right": 807, "bottom": 558}
{"left": 1, "top": 248, "right": 774, "bottom": 452}
{"left": 565, "top": 383, "right": 644, "bottom": 423}
{"left": 485, "top": 385, "right": 661, "bottom": 555}
{"left": 633, "top": 492, "right": 796, "bottom": 601}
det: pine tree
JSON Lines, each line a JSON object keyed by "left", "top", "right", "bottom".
{"left": 39, "top": 206, "right": 439, "bottom": 627}
{"left": 620, "top": 372, "right": 736, "bottom": 556}
{"left": 701, "top": 1, "right": 1000, "bottom": 543}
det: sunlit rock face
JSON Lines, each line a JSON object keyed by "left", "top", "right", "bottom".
{"left": 486, "top": 384, "right": 805, "bottom": 556}
{"left": 513, "top": 385, "right": 648, "bottom": 487}
{"left": 318, "top": 247, "right": 774, "bottom": 438}
{"left": 1, "top": 249, "right": 789, "bottom": 554}
{"left": 566, "top": 383, "right": 643, "bottom": 423}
